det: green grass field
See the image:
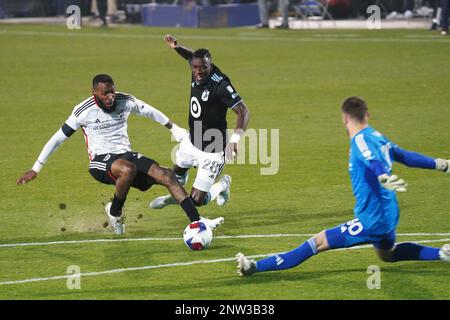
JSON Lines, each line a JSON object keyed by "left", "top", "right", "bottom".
{"left": 0, "top": 24, "right": 449, "bottom": 300}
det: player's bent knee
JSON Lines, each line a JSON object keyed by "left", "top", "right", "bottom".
{"left": 375, "top": 247, "right": 396, "bottom": 262}
{"left": 120, "top": 163, "right": 137, "bottom": 179}
{"left": 377, "top": 251, "right": 395, "bottom": 263}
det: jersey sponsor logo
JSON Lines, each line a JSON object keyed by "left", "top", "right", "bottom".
{"left": 190, "top": 96, "right": 202, "bottom": 118}
{"left": 201, "top": 89, "right": 210, "bottom": 102}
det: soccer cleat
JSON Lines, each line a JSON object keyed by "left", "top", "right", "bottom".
{"left": 236, "top": 252, "right": 257, "bottom": 276}
{"left": 439, "top": 244, "right": 450, "bottom": 262}
{"left": 105, "top": 202, "right": 125, "bottom": 235}
{"left": 149, "top": 194, "right": 177, "bottom": 209}
{"left": 216, "top": 175, "right": 232, "bottom": 206}
{"left": 199, "top": 216, "right": 224, "bottom": 230}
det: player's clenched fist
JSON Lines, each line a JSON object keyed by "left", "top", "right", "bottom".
{"left": 164, "top": 34, "right": 178, "bottom": 48}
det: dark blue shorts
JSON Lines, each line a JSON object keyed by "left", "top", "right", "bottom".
{"left": 325, "top": 218, "right": 396, "bottom": 251}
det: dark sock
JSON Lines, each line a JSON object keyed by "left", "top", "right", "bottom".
{"left": 391, "top": 243, "right": 440, "bottom": 261}
{"left": 180, "top": 196, "right": 200, "bottom": 222}
{"left": 110, "top": 194, "right": 126, "bottom": 217}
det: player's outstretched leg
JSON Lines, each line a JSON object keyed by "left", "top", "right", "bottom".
{"left": 149, "top": 169, "right": 188, "bottom": 209}
{"left": 147, "top": 163, "right": 224, "bottom": 229}
{"left": 236, "top": 234, "right": 325, "bottom": 276}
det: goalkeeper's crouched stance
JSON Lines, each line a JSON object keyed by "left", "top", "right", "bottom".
{"left": 237, "top": 97, "right": 450, "bottom": 276}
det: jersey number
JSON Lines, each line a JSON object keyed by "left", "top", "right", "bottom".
{"left": 202, "top": 160, "right": 220, "bottom": 175}
{"left": 190, "top": 97, "right": 202, "bottom": 118}
{"left": 341, "top": 218, "right": 363, "bottom": 236}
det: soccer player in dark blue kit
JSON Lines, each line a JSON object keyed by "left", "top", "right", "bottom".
{"left": 236, "top": 96, "right": 450, "bottom": 276}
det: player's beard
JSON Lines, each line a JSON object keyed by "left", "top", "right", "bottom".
{"left": 95, "top": 96, "right": 116, "bottom": 113}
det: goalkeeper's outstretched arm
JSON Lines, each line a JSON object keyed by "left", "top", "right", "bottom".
{"left": 392, "top": 146, "right": 450, "bottom": 174}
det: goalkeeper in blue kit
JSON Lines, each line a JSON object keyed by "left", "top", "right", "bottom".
{"left": 236, "top": 96, "right": 450, "bottom": 276}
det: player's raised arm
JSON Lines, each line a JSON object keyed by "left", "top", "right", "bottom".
{"left": 16, "top": 126, "right": 72, "bottom": 185}
{"left": 226, "top": 101, "right": 251, "bottom": 162}
{"left": 164, "top": 34, "right": 194, "bottom": 61}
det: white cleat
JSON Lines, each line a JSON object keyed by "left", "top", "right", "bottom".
{"left": 105, "top": 202, "right": 125, "bottom": 235}
{"left": 216, "top": 175, "right": 232, "bottom": 206}
{"left": 199, "top": 216, "right": 224, "bottom": 230}
{"left": 439, "top": 244, "right": 450, "bottom": 262}
{"left": 149, "top": 194, "right": 177, "bottom": 209}
{"left": 236, "top": 252, "right": 257, "bottom": 276}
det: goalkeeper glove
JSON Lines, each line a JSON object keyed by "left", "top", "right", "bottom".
{"left": 378, "top": 174, "right": 408, "bottom": 192}
{"left": 435, "top": 158, "right": 450, "bottom": 175}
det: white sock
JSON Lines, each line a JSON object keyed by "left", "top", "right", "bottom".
{"left": 208, "top": 180, "right": 227, "bottom": 201}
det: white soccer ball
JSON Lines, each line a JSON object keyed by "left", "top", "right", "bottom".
{"left": 183, "top": 221, "right": 213, "bottom": 250}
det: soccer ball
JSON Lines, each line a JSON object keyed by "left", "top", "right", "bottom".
{"left": 183, "top": 221, "right": 213, "bottom": 250}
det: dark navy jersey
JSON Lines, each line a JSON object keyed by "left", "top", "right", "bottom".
{"left": 188, "top": 64, "right": 242, "bottom": 153}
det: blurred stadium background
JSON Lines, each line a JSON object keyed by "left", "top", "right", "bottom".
{"left": 0, "top": 0, "right": 443, "bottom": 29}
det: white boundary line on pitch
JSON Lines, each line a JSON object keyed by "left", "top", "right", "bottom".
{"left": 1, "top": 233, "right": 450, "bottom": 248}
{"left": 1, "top": 30, "right": 449, "bottom": 44}
{"left": 0, "top": 238, "right": 448, "bottom": 286}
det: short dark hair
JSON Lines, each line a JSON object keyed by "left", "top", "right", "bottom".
{"left": 193, "top": 48, "right": 212, "bottom": 61}
{"left": 341, "top": 96, "right": 368, "bottom": 122}
{"left": 92, "top": 74, "right": 114, "bottom": 88}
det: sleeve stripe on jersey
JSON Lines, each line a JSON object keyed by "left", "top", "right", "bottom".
{"left": 211, "top": 74, "right": 223, "bottom": 83}
{"left": 74, "top": 100, "right": 95, "bottom": 117}
{"left": 229, "top": 99, "right": 243, "bottom": 109}
{"left": 74, "top": 98, "right": 94, "bottom": 116}
{"left": 355, "top": 133, "right": 373, "bottom": 160}
{"left": 61, "top": 123, "right": 76, "bottom": 137}
{"left": 116, "top": 93, "right": 135, "bottom": 102}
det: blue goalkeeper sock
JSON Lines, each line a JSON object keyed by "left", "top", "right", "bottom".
{"left": 391, "top": 243, "right": 440, "bottom": 262}
{"left": 256, "top": 238, "right": 318, "bottom": 272}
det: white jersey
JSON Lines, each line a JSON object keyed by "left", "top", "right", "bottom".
{"left": 65, "top": 92, "right": 169, "bottom": 160}
{"left": 31, "top": 92, "right": 170, "bottom": 173}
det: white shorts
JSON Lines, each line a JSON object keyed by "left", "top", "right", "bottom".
{"left": 175, "top": 136, "right": 225, "bottom": 192}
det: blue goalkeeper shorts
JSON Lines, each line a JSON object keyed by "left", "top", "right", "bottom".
{"left": 325, "top": 218, "right": 396, "bottom": 250}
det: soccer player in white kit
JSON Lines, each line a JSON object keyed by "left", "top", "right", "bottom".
{"left": 17, "top": 74, "right": 224, "bottom": 234}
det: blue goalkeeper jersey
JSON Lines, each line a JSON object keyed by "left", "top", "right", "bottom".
{"left": 349, "top": 126, "right": 399, "bottom": 235}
